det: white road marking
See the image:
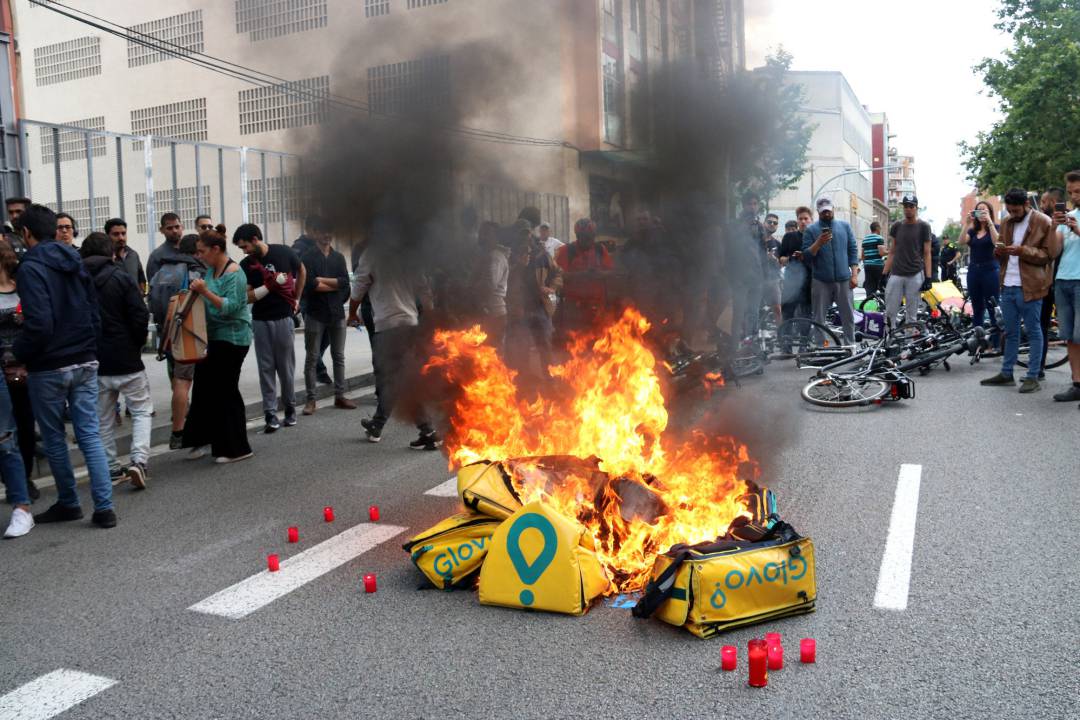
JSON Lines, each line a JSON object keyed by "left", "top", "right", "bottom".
{"left": 873, "top": 464, "right": 923, "bottom": 611}
{"left": 425, "top": 476, "right": 458, "bottom": 497}
{"left": 188, "top": 522, "right": 406, "bottom": 619}
{"left": 0, "top": 669, "right": 117, "bottom": 720}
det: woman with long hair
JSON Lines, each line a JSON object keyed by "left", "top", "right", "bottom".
{"left": 182, "top": 226, "right": 254, "bottom": 463}
{"left": 0, "top": 238, "right": 39, "bottom": 501}
{"left": 960, "top": 200, "right": 1001, "bottom": 342}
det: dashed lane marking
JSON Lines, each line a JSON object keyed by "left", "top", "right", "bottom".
{"left": 188, "top": 522, "right": 406, "bottom": 619}
{"left": 0, "top": 669, "right": 117, "bottom": 720}
{"left": 425, "top": 476, "right": 458, "bottom": 497}
{"left": 873, "top": 463, "right": 923, "bottom": 611}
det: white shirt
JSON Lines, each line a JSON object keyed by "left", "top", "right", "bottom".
{"left": 543, "top": 236, "right": 564, "bottom": 260}
{"left": 1003, "top": 211, "right": 1031, "bottom": 287}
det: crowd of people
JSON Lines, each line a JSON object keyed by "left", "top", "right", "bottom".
{"left": 1, "top": 168, "right": 1078, "bottom": 539}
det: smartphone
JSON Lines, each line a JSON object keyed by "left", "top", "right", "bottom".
{"left": 820, "top": 218, "right": 832, "bottom": 230}
{"left": 970, "top": 210, "right": 978, "bottom": 219}
{"left": 1056, "top": 202, "right": 1067, "bottom": 213}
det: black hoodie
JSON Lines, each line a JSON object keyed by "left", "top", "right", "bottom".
{"left": 13, "top": 240, "right": 100, "bottom": 372}
{"left": 83, "top": 255, "right": 149, "bottom": 376}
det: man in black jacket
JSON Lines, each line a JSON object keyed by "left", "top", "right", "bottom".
{"left": 300, "top": 229, "right": 354, "bottom": 415}
{"left": 12, "top": 205, "right": 116, "bottom": 528}
{"left": 81, "top": 233, "right": 153, "bottom": 489}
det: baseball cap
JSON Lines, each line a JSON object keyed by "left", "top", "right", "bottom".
{"left": 539, "top": 221, "right": 550, "bottom": 229}
{"left": 815, "top": 197, "right": 834, "bottom": 212}
{"left": 901, "top": 194, "right": 918, "bottom": 206}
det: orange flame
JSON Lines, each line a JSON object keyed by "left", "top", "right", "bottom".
{"left": 423, "top": 308, "right": 752, "bottom": 592}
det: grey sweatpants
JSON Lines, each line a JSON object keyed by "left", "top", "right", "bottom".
{"left": 811, "top": 278, "right": 856, "bottom": 346}
{"left": 885, "top": 272, "right": 923, "bottom": 327}
{"left": 253, "top": 317, "right": 296, "bottom": 415}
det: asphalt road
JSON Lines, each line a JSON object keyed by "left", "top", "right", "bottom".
{"left": 2, "top": 353, "right": 1078, "bottom": 720}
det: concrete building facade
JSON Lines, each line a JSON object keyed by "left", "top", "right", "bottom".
{"left": 11, "top": 0, "right": 744, "bottom": 259}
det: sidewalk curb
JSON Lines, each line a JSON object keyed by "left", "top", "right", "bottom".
{"left": 29, "top": 371, "right": 375, "bottom": 480}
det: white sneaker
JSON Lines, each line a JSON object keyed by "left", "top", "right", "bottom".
{"left": 4, "top": 508, "right": 34, "bottom": 539}
{"left": 214, "top": 452, "right": 253, "bottom": 464}
{"left": 186, "top": 446, "right": 209, "bottom": 460}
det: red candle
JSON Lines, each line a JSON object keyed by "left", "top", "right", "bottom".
{"left": 363, "top": 573, "right": 377, "bottom": 593}
{"left": 747, "top": 638, "right": 767, "bottom": 654}
{"left": 767, "top": 643, "right": 783, "bottom": 671}
{"left": 720, "top": 645, "right": 737, "bottom": 671}
{"left": 368, "top": 505, "right": 380, "bottom": 522}
{"left": 267, "top": 553, "right": 280, "bottom": 572}
{"left": 323, "top": 506, "right": 335, "bottom": 522}
{"left": 287, "top": 527, "right": 299, "bottom": 543}
{"left": 764, "top": 632, "right": 782, "bottom": 646}
{"left": 748, "top": 646, "right": 768, "bottom": 687}
{"left": 800, "top": 638, "right": 816, "bottom": 664}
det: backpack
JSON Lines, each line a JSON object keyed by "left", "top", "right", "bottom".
{"left": 149, "top": 261, "right": 190, "bottom": 326}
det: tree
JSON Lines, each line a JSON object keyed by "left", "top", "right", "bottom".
{"left": 960, "top": 0, "right": 1080, "bottom": 193}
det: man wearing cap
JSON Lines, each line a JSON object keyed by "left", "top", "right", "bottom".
{"left": 801, "top": 197, "right": 858, "bottom": 345}
{"left": 884, "top": 195, "right": 933, "bottom": 328}
{"left": 555, "top": 218, "right": 613, "bottom": 336}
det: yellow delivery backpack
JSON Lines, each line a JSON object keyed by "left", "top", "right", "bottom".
{"left": 402, "top": 512, "right": 503, "bottom": 590}
{"left": 456, "top": 461, "right": 523, "bottom": 519}
{"left": 632, "top": 520, "right": 816, "bottom": 638}
{"left": 479, "top": 502, "right": 612, "bottom": 616}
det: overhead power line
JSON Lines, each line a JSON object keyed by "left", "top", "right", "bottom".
{"left": 30, "top": 0, "right": 573, "bottom": 149}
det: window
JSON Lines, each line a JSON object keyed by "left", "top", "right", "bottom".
{"left": 135, "top": 186, "right": 212, "bottom": 234}
{"left": 33, "top": 36, "right": 101, "bottom": 87}
{"left": 235, "top": 0, "right": 327, "bottom": 42}
{"left": 247, "top": 176, "right": 304, "bottom": 222}
{"left": 239, "top": 76, "right": 329, "bottom": 135}
{"left": 128, "top": 10, "right": 204, "bottom": 68}
{"left": 367, "top": 56, "right": 450, "bottom": 116}
{"left": 603, "top": 53, "right": 624, "bottom": 145}
{"left": 365, "top": 0, "right": 390, "bottom": 17}
{"left": 131, "top": 98, "right": 208, "bottom": 146}
{"left": 406, "top": 0, "right": 448, "bottom": 8}
{"left": 41, "top": 117, "right": 106, "bottom": 165}
{"left": 45, "top": 197, "right": 110, "bottom": 233}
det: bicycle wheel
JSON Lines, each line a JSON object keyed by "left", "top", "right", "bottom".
{"left": 801, "top": 376, "right": 890, "bottom": 408}
{"left": 1017, "top": 339, "right": 1069, "bottom": 370}
{"left": 776, "top": 318, "right": 842, "bottom": 350}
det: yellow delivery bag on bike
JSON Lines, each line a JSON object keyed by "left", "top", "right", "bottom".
{"left": 632, "top": 520, "right": 816, "bottom": 638}
{"left": 479, "top": 501, "right": 612, "bottom": 616}
{"left": 402, "top": 512, "right": 504, "bottom": 590}
{"left": 456, "top": 461, "right": 523, "bottom": 520}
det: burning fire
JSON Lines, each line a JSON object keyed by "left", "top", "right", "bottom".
{"left": 422, "top": 308, "right": 754, "bottom": 592}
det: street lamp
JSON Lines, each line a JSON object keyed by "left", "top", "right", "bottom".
{"left": 814, "top": 164, "right": 902, "bottom": 205}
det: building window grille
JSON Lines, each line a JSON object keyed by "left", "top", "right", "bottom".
{"left": 238, "top": 76, "right": 329, "bottom": 135}
{"left": 365, "top": 0, "right": 390, "bottom": 17}
{"left": 406, "top": 0, "right": 448, "bottom": 9}
{"left": 367, "top": 56, "right": 450, "bottom": 116}
{"left": 247, "top": 176, "right": 304, "bottom": 222}
{"left": 135, "top": 186, "right": 212, "bottom": 234}
{"left": 41, "top": 117, "right": 106, "bottom": 165}
{"left": 235, "top": 0, "right": 327, "bottom": 42}
{"left": 33, "top": 36, "right": 101, "bottom": 87}
{"left": 45, "top": 197, "right": 110, "bottom": 233}
{"left": 128, "top": 10, "right": 205, "bottom": 68}
{"left": 131, "top": 98, "right": 208, "bottom": 147}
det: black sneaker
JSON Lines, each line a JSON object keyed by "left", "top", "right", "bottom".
{"left": 26, "top": 479, "right": 40, "bottom": 502}
{"left": 109, "top": 467, "right": 127, "bottom": 485}
{"left": 360, "top": 418, "right": 382, "bottom": 443}
{"left": 264, "top": 413, "right": 281, "bottom": 434}
{"left": 34, "top": 502, "right": 84, "bottom": 524}
{"left": 1053, "top": 385, "right": 1080, "bottom": 402}
{"left": 282, "top": 409, "right": 297, "bottom": 427}
{"left": 91, "top": 509, "right": 117, "bottom": 528}
{"left": 409, "top": 431, "right": 441, "bottom": 451}
{"left": 980, "top": 373, "right": 1015, "bottom": 386}
{"left": 169, "top": 431, "right": 184, "bottom": 450}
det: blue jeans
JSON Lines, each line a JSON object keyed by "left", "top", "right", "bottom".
{"left": 999, "top": 286, "right": 1043, "bottom": 379}
{"left": 0, "top": 380, "right": 30, "bottom": 507}
{"left": 27, "top": 365, "right": 113, "bottom": 511}
{"left": 1055, "top": 278, "right": 1080, "bottom": 344}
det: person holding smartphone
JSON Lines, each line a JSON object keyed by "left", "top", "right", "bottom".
{"left": 960, "top": 200, "right": 1001, "bottom": 344}
{"left": 801, "top": 197, "right": 858, "bottom": 345}
{"left": 1051, "top": 171, "right": 1080, "bottom": 404}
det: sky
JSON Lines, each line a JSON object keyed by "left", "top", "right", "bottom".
{"left": 745, "top": 0, "right": 1010, "bottom": 230}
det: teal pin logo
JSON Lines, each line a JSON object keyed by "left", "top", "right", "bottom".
{"left": 505, "top": 513, "right": 558, "bottom": 606}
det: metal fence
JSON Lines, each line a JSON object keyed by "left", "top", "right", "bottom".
{"left": 458, "top": 182, "right": 570, "bottom": 244}
{"left": 17, "top": 119, "right": 304, "bottom": 260}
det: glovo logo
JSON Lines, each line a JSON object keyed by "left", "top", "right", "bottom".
{"left": 505, "top": 512, "right": 558, "bottom": 606}
{"left": 710, "top": 554, "right": 808, "bottom": 610}
{"left": 432, "top": 537, "right": 488, "bottom": 578}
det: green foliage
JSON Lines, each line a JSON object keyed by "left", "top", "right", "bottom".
{"left": 960, "top": 0, "right": 1080, "bottom": 193}
{"left": 940, "top": 221, "right": 961, "bottom": 242}
{"left": 744, "top": 49, "right": 815, "bottom": 204}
